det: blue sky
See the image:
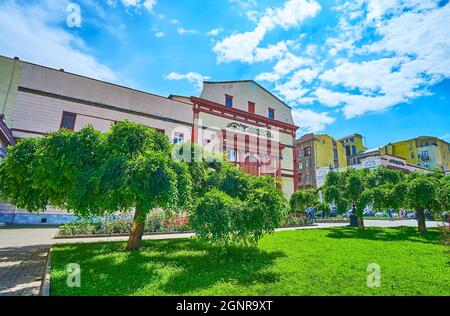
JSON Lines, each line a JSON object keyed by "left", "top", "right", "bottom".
{"left": 0, "top": 0, "right": 449, "bottom": 148}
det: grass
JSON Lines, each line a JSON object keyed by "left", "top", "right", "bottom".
{"left": 50, "top": 226, "right": 450, "bottom": 296}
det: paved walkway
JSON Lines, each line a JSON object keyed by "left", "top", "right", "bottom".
{"left": 0, "top": 226, "right": 58, "bottom": 296}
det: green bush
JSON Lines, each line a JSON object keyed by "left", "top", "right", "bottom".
{"left": 190, "top": 189, "right": 242, "bottom": 245}
{"left": 191, "top": 179, "right": 287, "bottom": 246}
{"left": 145, "top": 209, "right": 166, "bottom": 232}
{"left": 59, "top": 218, "right": 98, "bottom": 236}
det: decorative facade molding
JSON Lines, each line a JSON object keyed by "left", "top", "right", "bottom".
{"left": 226, "top": 122, "right": 274, "bottom": 139}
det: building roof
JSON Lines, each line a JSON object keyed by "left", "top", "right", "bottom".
{"left": 203, "top": 80, "right": 292, "bottom": 109}
{"left": 385, "top": 135, "right": 450, "bottom": 145}
{"left": 338, "top": 133, "right": 364, "bottom": 141}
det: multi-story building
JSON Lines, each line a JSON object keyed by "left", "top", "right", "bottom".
{"left": 380, "top": 136, "right": 450, "bottom": 172}
{"left": 339, "top": 133, "right": 367, "bottom": 165}
{"left": 0, "top": 55, "right": 298, "bottom": 224}
{"left": 296, "top": 133, "right": 347, "bottom": 189}
{"left": 315, "top": 151, "right": 430, "bottom": 188}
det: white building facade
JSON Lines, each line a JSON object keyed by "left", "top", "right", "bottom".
{"left": 0, "top": 56, "right": 298, "bottom": 224}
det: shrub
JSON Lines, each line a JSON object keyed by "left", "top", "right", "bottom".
{"left": 191, "top": 180, "right": 288, "bottom": 246}
{"left": 145, "top": 209, "right": 166, "bottom": 232}
{"left": 97, "top": 217, "right": 131, "bottom": 234}
{"left": 59, "top": 218, "right": 98, "bottom": 236}
{"left": 242, "top": 185, "right": 288, "bottom": 243}
{"left": 190, "top": 188, "right": 243, "bottom": 245}
{"left": 162, "top": 211, "right": 190, "bottom": 232}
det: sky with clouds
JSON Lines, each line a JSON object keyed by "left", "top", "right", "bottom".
{"left": 0, "top": 0, "right": 449, "bottom": 148}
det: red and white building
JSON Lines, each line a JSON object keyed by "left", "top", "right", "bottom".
{"left": 0, "top": 56, "right": 298, "bottom": 202}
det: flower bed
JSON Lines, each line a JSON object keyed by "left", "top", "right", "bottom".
{"left": 58, "top": 210, "right": 190, "bottom": 237}
{"left": 58, "top": 211, "right": 321, "bottom": 237}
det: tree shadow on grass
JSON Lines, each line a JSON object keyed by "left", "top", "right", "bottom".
{"left": 51, "top": 238, "right": 285, "bottom": 296}
{"left": 323, "top": 226, "right": 442, "bottom": 245}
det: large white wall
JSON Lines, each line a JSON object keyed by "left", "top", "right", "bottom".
{"left": 10, "top": 61, "right": 193, "bottom": 140}
{"left": 200, "top": 81, "right": 294, "bottom": 125}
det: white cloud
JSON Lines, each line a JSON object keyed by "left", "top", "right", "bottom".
{"left": 121, "top": 0, "right": 139, "bottom": 6}
{"left": 315, "top": 3, "right": 450, "bottom": 118}
{"left": 0, "top": 0, "right": 116, "bottom": 82}
{"left": 253, "top": 41, "right": 290, "bottom": 62}
{"left": 165, "top": 72, "right": 210, "bottom": 91}
{"left": 151, "top": 26, "right": 164, "bottom": 38}
{"left": 273, "top": 53, "right": 313, "bottom": 76}
{"left": 143, "top": 0, "right": 157, "bottom": 13}
{"left": 177, "top": 27, "right": 198, "bottom": 35}
{"left": 292, "top": 108, "right": 335, "bottom": 134}
{"left": 112, "top": 0, "right": 156, "bottom": 13}
{"left": 207, "top": 28, "right": 222, "bottom": 37}
{"left": 229, "top": 0, "right": 257, "bottom": 8}
{"left": 313, "top": 88, "right": 343, "bottom": 107}
{"left": 213, "top": 0, "right": 321, "bottom": 63}
{"left": 255, "top": 72, "right": 281, "bottom": 83}
{"left": 273, "top": 68, "right": 319, "bottom": 102}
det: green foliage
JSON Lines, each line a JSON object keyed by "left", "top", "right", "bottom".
{"left": 436, "top": 176, "right": 450, "bottom": 213}
{"left": 289, "top": 188, "right": 318, "bottom": 213}
{"left": 405, "top": 174, "right": 438, "bottom": 210}
{"left": 191, "top": 169, "right": 288, "bottom": 246}
{"left": 0, "top": 121, "right": 191, "bottom": 222}
{"left": 191, "top": 189, "right": 243, "bottom": 245}
{"left": 0, "top": 137, "right": 48, "bottom": 211}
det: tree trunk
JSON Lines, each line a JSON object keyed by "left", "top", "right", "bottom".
{"left": 126, "top": 208, "right": 146, "bottom": 251}
{"left": 357, "top": 216, "right": 365, "bottom": 230}
{"left": 416, "top": 207, "right": 427, "bottom": 233}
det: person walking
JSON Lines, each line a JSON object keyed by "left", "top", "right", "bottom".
{"left": 388, "top": 208, "right": 394, "bottom": 222}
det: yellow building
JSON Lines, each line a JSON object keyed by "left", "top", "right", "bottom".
{"left": 339, "top": 134, "right": 367, "bottom": 165}
{"left": 313, "top": 134, "right": 348, "bottom": 169}
{"left": 380, "top": 136, "right": 450, "bottom": 172}
{"left": 296, "top": 133, "right": 347, "bottom": 189}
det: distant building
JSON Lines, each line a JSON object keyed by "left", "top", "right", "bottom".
{"left": 315, "top": 152, "right": 430, "bottom": 188}
{"left": 295, "top": 133, "right": 347, "bottom": 189}
{"left": 339, "top": 133, "right": 367, "bottom": 166}
{"left": 380, "top": 136, "right": 450, "bottom": 172}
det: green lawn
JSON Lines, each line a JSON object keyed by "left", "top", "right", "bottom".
{"left": 51, "top": 227, "right": 450, "bottom": 296}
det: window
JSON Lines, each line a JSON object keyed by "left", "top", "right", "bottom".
{"left": 305, "top": 159, "right": 309, "bottom": 168}
{"left": 423, "top": 162, "right": 431, "bottom": 169}
{"left": 60, "top": 112, "right": 76, "bottom": 131}
{"left": 421, "top": 150, "right": 429, "bottom": 159}
{"left": 173, "top": 132, "right": 184, "bottom": 144}
{"left": 304, "top": 146, "right": 311, "bottom": 157}
{"left": 333, "top": 148, "right": 338, "bottom": 161}
{"left": 298, "top": 162, "right": 303, "bottom": 169}
{"left": 225, "top": 95, "right": 233, "bottom": 108}
{"left": 345, "top": 145, "right": 350, "bottom": 156}
{"left": 248, "top": 102, "right": 255, "bottom": 113}
{"left": 410, "top": 152, "right": 415, "bottom": 159}
{"left": 351, "top": 145, "right": 356, "bottom": 155}
{"left": 226, "top": 149, "right": 237, "bottom": 162}
{"left": 297, "top": 149, "right": 303, "bottom": 158}
{"left": 268, "top": 108, "right": 275, "bottom": 120}
{"left": 409, "top": 143, "right": 413, "bottom": 150}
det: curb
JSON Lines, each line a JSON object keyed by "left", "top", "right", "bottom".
{"left": 40, "top": 247, "right": 52, "bottom": 296}
{"left": 54, "top": 230, "right": 193, "bottom": 239}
